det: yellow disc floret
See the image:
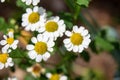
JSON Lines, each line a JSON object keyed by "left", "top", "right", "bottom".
{"left": 70, "top": 33, "right": 83, "bottom": 45}
{"left": 28, "top": 12, "right": 40, "bottom": 23}
{"left": 7, "top": 38, "right": 14, "bottom": 45}
{"left": 34, "top": 42, "right": 47, "bottom": 54}
{"left": 50, "top": 74, "right": 60, "bottom": 80}
{"left": 45, "top": 21, "right": 58, "bottom": 32}
{"left": 0, "top": 53, "right": 8, "bottom": 64}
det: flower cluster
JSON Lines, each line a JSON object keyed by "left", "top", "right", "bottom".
{"left": 0, "top": 0, "right": 91, "bottom": 79}
{"left": 23, "top": 7, "right": 91, "bottom": 62}
{"left": 0, "top": 31, "right": 19, "bottom": 69}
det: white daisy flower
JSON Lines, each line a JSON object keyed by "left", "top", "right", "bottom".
{"left": 63, "top": 26, "right": 91, "bottom": 53}
{"left": 0, "top": 0, "right": 5, "bottom": 3}
{"left": 0, "top": 32, "right": 19, "bottom": 53}
{"left": 38, "top": 16, "right": 66, "bottom": 40}
{"left": 0, "top": 53, "right": 14, "bottom": 70}
{"left": 46, "top": 73, "right": 68, "bottom": 80}
{"left": 27, "top": 63, "right": 45, "bottom": 77}
{"left": 21, "top": 0, "right": 40, "bottom": 6}
{"left": 22, "top": 6, "right": 46, "bottom": 31}
{"left": 26, "top": 34, "right": 55, "bottom": 62}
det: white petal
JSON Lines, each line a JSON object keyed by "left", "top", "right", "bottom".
{"left": 2, "top": 44, "right": 10, "bottom": 53}
{"left": 47, "top": 41, "right": 55, "bottom": 47}
{"left": 3, "top": 35, "right": 7, "bottom": 39}
{"left": 7, "top": 58, "right": 12, "bottom": 62}
{"left": 0, "top": 40, "right": 7, "bottom": 45}
{"left": 37, "top": 34, "right": 43, "bottom": 41}
{"left": 38, "top": 7, "right": 46, "bottom": 15}
{"left": 65, "top": 31, "right": 72, "bottom": 37}
{"left": 8, "top": 62, "right": 14, "bottom": 67}
{"left": 73, "top": 25, "right": 78, "bottom": 32}
{"left": 43, "top": 35, "right": 48, "bottom": 42}
{"left": 8, "top": 32, "right": 13, "bottom": 38}
{"left": 48, "top": 48, "right": 53, "bottom": 52}
{"left": 78, "top": 26, "right": 85, "bottom": 33}
{"left": 73, "top": 46, "right": 79, "bottom": 52}
{"left": 67, "top": 44, "right": 73, "bottom": 51}
{"left": 81, "top": 30, "right": 88, "bottom": 36}
{"left": 58, "top": 20, "right": 64, "bottom": 25}
{"left": 65, "top": 43, "right": 72, "bottom": 48}
{"left": 63, "top": 38, "right": 70, "bottom": 44}
{"left": 5, "top": 63, "right": 9, "bottom": 68}
{"left": 46, "top": 73, "right": 52, "bottom": 78}
{"left": 27, "top": 67, "right": 32, "bottom": 72}
{"left": 11, "top": 44, "right": 17, "bottom": 50}
{"left": 33, "top": 6, "right": 38, "bottom": 12}
{"left": 8, "top": 49, "right": 12, "bottom": 53}
{"left": 14, "top": 40, "right": 19, "bottom": 44}
{"left": 42, "top": 52, "right": 50, "bottom": 61}
{"left": 31, "top": 37, "right": 37, "bottom": 43}
{"left": 78, "top": 45, "right": 84, "bottom": 53}
{"left": 36, "top": 55, "right": 42, "bottom": 62}
{"left": 26, "top": 45, "right": 34, "bottom": 50}
{"left": 0, "top": 63, "right": 4, "bottom": 69}
{"left": 31, "top": 25, "right": 36, "bottom": 31}
{"left": 38, "top": 27, "right": 45, "bottom": 33}
{"left": 28, "top": 50, "right": 37, "bottom": 60}
{"left": 26, "top": 0, "right": 32, "bottom": 5}
{"left": 60, "top": 76, "right": 68, "bottom": 80}
{"left": 26, "top": 8, "right": 32, "bottom": 13}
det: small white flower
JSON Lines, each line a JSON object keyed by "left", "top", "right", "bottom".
{"left": 63, "top": 26, "right": 91, "bottom": 53}
{"left": 38, "top": 16, "right": 66, "bottom": 40}
{"left": 27, "top": 63, "right": 45, "bottom": 77}
{"left": 0, "top": 0, "right": 5, "bottom": 3}
{"left": 0, "top": 32, "right": 19, "bottom": 53}
{"left": 46, "top": 73, "right": 68, "bottom": 80}
{"left": 0, "top": 53, "right": 14, "bottom": 70}
{"left": 22, "top": 6, "right": 46, "bottom": 31}
{"left": 26, "top": 34, "right": 55, "bottom": 62}
{"left": 8, "top": 77, "right": 18, "bottom": 80}
{"left": 21, "top": 0, "right": 40, "bottom": 5}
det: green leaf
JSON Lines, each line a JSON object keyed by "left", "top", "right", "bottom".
{"left": 80, "top": 51, "right": 90, "bottom": 62}
{"left": 16, "top": 0, "right": 28, "bottom": 9}
{"left": 59, "top": 12, "right": 73, "bottom": 29}
{"left": 95, "top": 36, "right": 114, "bottom": 51}
{"left": 76, "top": 0, "right": 90, "bottom": 7}
{"left": 9, "top": 48, "right": 27, "bottom": 58}
{"left": 24, "top": 74, "right": 36, "bottom": 80}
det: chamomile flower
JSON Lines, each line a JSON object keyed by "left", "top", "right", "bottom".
{"left": 0, "top": 32, "right": 19, "bottom": 53}
{"left": 27, "top": 63, "right": 45, "bottom": 77}
{"left": 0, "top": 53, "right": 14, "bottom": 69}
{"left": 63, "top": 26, "right": 91, "bottom": 53}
{"left": 22, "top": 6, "right": 46, "bottom": 31}
{"left": 21, "top": 0, "right": 40, "bottom": 6}
{"left": 46, "top": 73, "right": 68, "bottom": 80}
{"left": 38, "top": 16, "right": 66, "bottom": 40}
{"left": 0, "top": 0, "right": 5, "bottom": 3}
{"left": 26, "top": 34, "right": 55, "bottom": 62}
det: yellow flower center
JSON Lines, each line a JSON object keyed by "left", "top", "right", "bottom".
{"left": 34, "top": 42, "right": 47, "bottom": 54}
{"left": 7, "top": 38, "right": 14, "bottom": 45}
{"left": 28, "top": 12, "right": 40, "bottom": 24}
{"left": 45, "top": 21, "right": 58, "bottom": 32}
{"left": 50, "top": 74, "right": 60, "bottom": 80}
{"left": 70, "top": 33, "right": 83, "bottom": 45}
{"left": 0, "top": 53, "right": 8, "bottom": 64}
